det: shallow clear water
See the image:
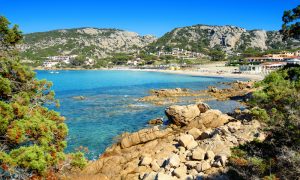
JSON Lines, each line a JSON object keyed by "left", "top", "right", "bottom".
{"left": 36, "top": 70, "right": 243, "bottom": 159}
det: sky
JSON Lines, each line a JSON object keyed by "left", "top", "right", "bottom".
{"left": 0, "top": 0, "right": 299, "bottom": 37}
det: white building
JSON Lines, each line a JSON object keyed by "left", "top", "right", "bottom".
{"left": 43, "top": 60, "right": 60, "bottom": 68}
{"left": 287, "top": 58, "right": 300, "bottom": 65}
{"left": 239, "top": 62, "right": 287, "bottom": 74}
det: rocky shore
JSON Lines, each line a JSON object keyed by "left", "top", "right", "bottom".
{"left": 65, "top": 81, "right": 262, "bottom": 180}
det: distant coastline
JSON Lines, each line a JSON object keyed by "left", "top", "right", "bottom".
{"left": 34, "top": 62, "right": 264, "bottom": 81}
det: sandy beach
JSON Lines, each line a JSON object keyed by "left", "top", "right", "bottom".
{"left": 35, "top": 62, "right": 265, "bottom": 81}
{"left": 110, "top": 62, "right": 265, "bottom": 81}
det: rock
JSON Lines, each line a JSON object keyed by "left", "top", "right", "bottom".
{"left": 199, "top": 129, "right": 213, "bottom": 139}
{"left": 156, "top": 173, "right": 174, "bottom": 180}
{"left": 188, "top": 169, "right": 198, "bottom": 176}
{"left": 188, "top": 110, "right": 232, "bottom": 129}
{"left": 215, "top": 155, "right": 227, "bottom": 166}
{"left": 192, "top": 148, "right": 206, "bottom": 160}
{"left": 212, "top": 161, "right": 222, "bottom": 167}
{"left": 187, "top": 128, "right": 202, "bottom": 140}
{"left": 143, "top": 172, "right": 157, "bottom": 180}
{"left": 151, "top": 160, "right": 160, "bottom": 172}
{"left": 178, "top": 134, "right": 198, "bottom": 149}
{"left": 120, "top": 127, "right": 172, "bottom": 148}
{"left": 185, "top": 161, "right": 199, "bottom": 169}
{"left": 205, "top": 151, "right": 215, "bottom": 160}
{"left": 140, "top": 156, "right": 152, "bottom": 166}
{"left": 197, "top": 102, "right": 211, "bottom": 113}
{"left": 208, "top": 86, "right": 218, "bottom": 93}
{"left": 148, "top": 118, "right": 164, "bottom": 125}
{"left": 165, "top": 104, "right": 201, "bottom": 126}
{"left": 173, "top": 165, "right": 187, "bottom": 178}
{"left": 196, "top": 161, "right": 211, "bottom": 172}
{"left": 72, "top": 96, "right": 86, "bottom": 100}
{"left": 167, "top": 154, "right": 181, "bottom": 168}
{"left": 227, "top": 121, "right": 242, "bottom": 133}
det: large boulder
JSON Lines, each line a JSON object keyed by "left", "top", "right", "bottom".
{"left": 120, "top": 127, "right": 172, "bottom": 149}
{"left": 165, "top": 103, "right": 210, "bottom": 126}
{"left": 188, "top": 110, "right": 232, "bottom": 130}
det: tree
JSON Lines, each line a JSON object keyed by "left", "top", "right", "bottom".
{"left": 0, "top": 16, "right": 22, "bottom": 58}
{"left": 282, "top": 5, "right": 300, "bottom": 39}
{"left": 0, "top": 16, "right": 86, "bottom": 179}
{"left": 209, "top": 49, "right": 226, "bottom": 61}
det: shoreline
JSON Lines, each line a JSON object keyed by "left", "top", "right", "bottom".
{"left": 35, "top": 67, "right": 264, "bottom": 81}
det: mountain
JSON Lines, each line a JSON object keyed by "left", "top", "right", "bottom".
{"left": 20, "top": 27, "right": 157, "bottom": 60}
{"left": 20, "top": 25, "right": 300, "bottom": 61}
{"left": 147, "top": 25, "right": 300, "bottom": 54}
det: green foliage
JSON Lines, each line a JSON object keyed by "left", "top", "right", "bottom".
{"left": 0, "top": 16, "right": 23, "bottom": 57}
{"left": 250, "top": 107, "right": 270, "bottom": 123}
{"left": 209, "top": 49, "right": 226, "bottom": 61}
{"left": 282, "top": 5, "right": 300, "bottom": 39}
{"left": 70, "top": 152, "right": 88, "bottom": 169}
{"left": 229, "top": 66, "right": 300, "bottom": 179}
{"left": 0, "top": 16, "right": 86, "bottom": 178}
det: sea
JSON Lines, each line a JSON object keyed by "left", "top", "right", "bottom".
{"left": 36, "top": 70, "right": 243, "bottom": 160}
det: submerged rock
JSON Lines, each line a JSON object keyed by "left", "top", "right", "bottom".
{"left": 148, "top": 118, "right": 164, "bottom": 125}
{"left": 72, "top": 96, "right": 86, "bottom": 100}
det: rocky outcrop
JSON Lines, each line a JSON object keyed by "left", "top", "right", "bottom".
{"left": 73, "top": 102, "right": 265, "bottom": 180}
{"left": 138, "top": 88, "right": 205, "bottom": 106}
{"left": 208, "top": 81, "right": 255, "bottom": 101}
{"left": 165, "top": 103, "right": 210, "bottom": 126}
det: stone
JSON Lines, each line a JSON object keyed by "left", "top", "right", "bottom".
{"left": 156, "top": 173, "right": 174, "bottom": 180}
{"left": 185, "top": 161, "right": 199, "bottom": 169}
{"left": 188, "top": 110, "right": 232, "bottom": 129}
{"left": 227, "top": 121, "right": 242, "bottom": 133}
{"left": 196, "top": 161, "right": 211, "bottom": 172}
{"left": 178, "top": 134, "right": 197, "bottom": 149}
{"left": 143, "top": 172, "right": 157, "bottom": 180}
{"left": 192, "top": 148, "right": 206, "bottom": 160}
{"left": 151, "top": 160, "right": 160, "bottom": 172}
{"left": 205, "top": 151, "right": 215, "bottom": 160}
{"left": 173, "top": 165, "right": 187, "bottom": 178}
{"left": 188, "top": 169, "right": 198, "bottom": 176}
{"left": 199, "top": 129, "right": 213, "bottom": 139}
{"left": 188, "top": 128, "right": 202, "bottom": 140}
{"left": 197, "top": 102, "right": 211, "bottom": 113}
{"left": 200, "top": 161, "right": 211, "bottom": 171}
{"left": 215, "top": 155, "right": 227, "bottom": 166}
{"left": 148, "top": 118, "right": 164, "bottom": 125}
{"left": 168, "top": 154, "right": 181, "bottom": 168}
{"left": 140, "top": 156, "right": 152, "bottom": 166}
{"left": 208, "top": 86, "right": 218, "bottom": 93}
{"left": 165, "top": 104, "right": 201, "bottom": 126}
{"left": 120, "top": 127, "right": 172, "bottom": 148}
{"left": 212, "top": 160, "right": 222, "bottom": 167}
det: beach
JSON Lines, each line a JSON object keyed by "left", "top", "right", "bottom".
{"left": 110, "top": 62, "right": 265, "bottom": 81}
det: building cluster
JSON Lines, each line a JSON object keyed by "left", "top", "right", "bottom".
{"left": 43, "top": 55, "right": 78, "bottom": 68}
{"left": 239, "top": 51, "right": 300, "bottom": 74}
{"left": 157, "top": 48, "right": 206, "bottom": 59}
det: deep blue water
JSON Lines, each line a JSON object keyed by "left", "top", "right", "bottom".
{"left": 36, "top": 70, "right": 243, "bottom": 159}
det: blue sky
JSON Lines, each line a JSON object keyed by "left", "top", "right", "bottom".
{"left": 0, "top": 0, "right": 298, "bottom": 37}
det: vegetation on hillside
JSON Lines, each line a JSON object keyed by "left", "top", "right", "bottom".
{"left": 0, "top": 16, "right": 87, "bottom": 179}
{"left": 227, "top": 6, "right": 300, "bottom": 179}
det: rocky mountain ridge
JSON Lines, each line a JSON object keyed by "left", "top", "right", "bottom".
{"left": 20, "top": 25, "right": 300, "bottom": 60}
{"left": 148, "top": 24, "right": 299, "bottom": 53}
{"left": 20, "top": 27, "right": 157, "bottom": 59}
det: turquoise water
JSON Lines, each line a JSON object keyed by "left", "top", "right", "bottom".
{"left": 36, "top": 70, "right": 243, "bottom": 159}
